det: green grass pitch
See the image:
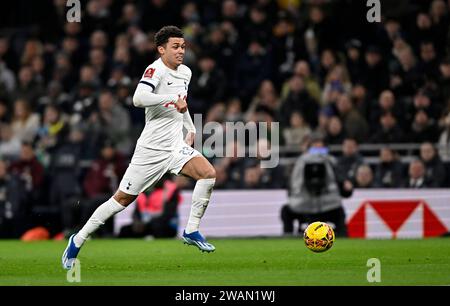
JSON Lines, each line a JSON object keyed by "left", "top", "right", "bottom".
{"left": 0, "top": 238, "right": 449, "bottom": 285}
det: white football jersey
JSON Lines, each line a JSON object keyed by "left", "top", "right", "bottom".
{"left": 135, "top": 58, "right": 192, "bottom": 151}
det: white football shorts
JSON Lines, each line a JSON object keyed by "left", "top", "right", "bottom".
{"left": 118, "top": 142, "right": 201, "bottom": 195}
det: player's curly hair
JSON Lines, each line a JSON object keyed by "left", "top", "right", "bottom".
{"left": 154, "top": 26, "right": 184, "bottom": 47}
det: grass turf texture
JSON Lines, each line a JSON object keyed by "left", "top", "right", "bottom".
{"left": 0, "top": 238, "right": 449, "bottom": 285}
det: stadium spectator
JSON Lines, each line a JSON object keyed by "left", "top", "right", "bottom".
{"left": 0, "top": 60, "right": 16, "bottom": 96}
{"left": 36, "top": 81, "right": 71, "bottom": 115}
{"left": 35, "top": 104, "right": 69, "bottom": 158}
{"left": 438, "top": 111, "right": 450, "bottom": 159}
{"left": 8, "top": 142, "right": 45, "bottom": 223}
{"left": 0, "top": 98, "right": 10, "bottom": 124}
{"left": 0, "top": 159, "right": 27, "bottom": 238}
{"left": 189, "top": 52, "right": 227, "bottom": 115}
{"left": 282, "top": 111, "right": 311, "bottom": 148}
{"left": 405, "top": 90, "right": 440, "bottom": 129}
{"left": 87, "top": 90, "right": 132, "bottom": 155}
{"left": 324, "top": 116, "right": 345, "bottom": 145}
{"left": 321, "top": 65, "right": 352, "bottom": 106}
{"left": 337, "top": 138, "right": 364, "bottom": 182}
{"left": 344, "top": 39, "right": 365, "bottom": 84}
{"left": 354, "top": 164, "right": 375, "bottom": 188}
{"left": 13, "top": 65, "right": 43, "bottom": 108}
{"left": 235, "top": 38, "right": 272, "bottom": 107}
{"left": 271, "top": 10, "right": 299, "bottom": 83}
{"left": 9, "top": 142, "right": 44, "bottom": 192}
{"left": 419, "top": 142, "right": 446, "bottom": 187}
{"left": 242, "top": 138, "right": 284, "bottom": 189}
{"left": 318, "top": 49, "right": 337, "bottom": 89}
{"left": 391, "top": 44, "right": 422, "bottom": 98}
{"left": 0, "top": 123, "right": 21, "bottom": 160}
{"left": 279, "top": 75, "right": 319, "bottom": 128}
{"left": 418, "top": 41, "right": 440, "bottom": 81}
{"left": 335, "top": 94, "right": 369, "bottom": 143}
{"left": 224, "top": 97, "right": 244, "bottom": 123}
{"left": 409, "top": 109, "right": 439, "bottom": 143}
{"left": 363, "top": 46, "right": 389, "bottom": 98}
{"left": 10, "top": 99, "right": 40, "bottom": 143}
{"left": 281, "top": 60, "right": 321, "bottom": 102}
{"left": 439, "top": 58, "right": 450, "bottom": 102}
{"left": 351, "top": 84, "right": 371, "bottom": 120}
{"left": 242, "top": 5, "right": 272, "bottom": 55}
{"left": 213, "top": 141, "right": 246, "bottom": 189}
{"left": 374, "top": 147, "right": 405, "bottom": 188}
{"left": 370, "top": 112, "right": 405, "bottom": 143}
{"left": 52, "top": 52, "right": 77, "bottom": 94}
{"left": 369, "top": 90, "right": 403, "bottom": 132}
{"left": 429, "top": 0, "right": 449, "bottom": 53}
{"left": 0, "top": 36, "right": 18, "bottom": 74}
{"left": 245, "top": 80, "right": 280, "bottom": 122}
{"left": 306, "top": 6, "right": 337, "bottom": 58}
{"left": 404, "top": 159, "right": 432, "bottom": 188}
{"left": 413, "top": 13, "right": 434, "bottom": 52}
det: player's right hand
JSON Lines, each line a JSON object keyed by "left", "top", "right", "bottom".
{"left": 175, "top": 96, "right": 187, "bottom": 113}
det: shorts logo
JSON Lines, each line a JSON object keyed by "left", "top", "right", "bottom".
{"left": 126, "top": 182, "right": 132, "bottom": 190}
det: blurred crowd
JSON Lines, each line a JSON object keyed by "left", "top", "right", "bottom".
{"left": 0, "top": 0, "right": 450, "bottom": 237}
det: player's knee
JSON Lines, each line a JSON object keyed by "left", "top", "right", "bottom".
{"left": 201, "top": 167, "right": 216, "bottom": 180}
{"left": 113, "top": 191, "right": 136, "bottom": 206}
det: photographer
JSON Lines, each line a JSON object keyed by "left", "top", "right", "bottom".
{"left": 281, "top": 134, "right": 353, "bottom": 237}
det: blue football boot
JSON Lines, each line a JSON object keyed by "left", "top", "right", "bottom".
{"left": 62, "top": 234, "right": 81, "bottom": 270}
{"left": 182, "top": 231, "right": 215, "bottom": 252}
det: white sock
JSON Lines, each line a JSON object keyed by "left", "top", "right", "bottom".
{"left": 185, "top": 178, "right": 215, "bottom": 234}
{"left": 74, "top": 197, "right": 125, "bottom": 247}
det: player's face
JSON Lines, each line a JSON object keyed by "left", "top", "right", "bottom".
{"left": 160, "top": 37, "right": 185, "bottom": 69}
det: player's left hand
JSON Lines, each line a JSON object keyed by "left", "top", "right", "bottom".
{"left": 185, "top": 132, "right": 195, "bottom": 146}
{"left": 175, "top": 96, "right": 187, "bottom": 113}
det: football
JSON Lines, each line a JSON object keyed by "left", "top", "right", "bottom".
{"left": 303, "top": 222, "right": 335, "bottom": 253}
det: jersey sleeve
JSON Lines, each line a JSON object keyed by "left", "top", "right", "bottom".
{"left": 138, "top": 64, "right": 164, "bottom": 92}
{"left": 133, "top": 64, "right": 178, "bottom": 108}
{"left": 183, "top": 109, "right": 196, "bottom": 133}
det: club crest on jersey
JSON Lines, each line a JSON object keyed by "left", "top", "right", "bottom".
{"left": 144, "top": 67, "right": 155, "bottom": 78}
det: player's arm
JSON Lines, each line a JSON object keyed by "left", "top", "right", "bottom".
{"left": 133, "top": 84, "right": 178, "bottom": 108}
{"left": 133, "top": 66, "right": 178, "bottom": 108}
{"left": 183, "top": 108, "right": 196, "bottom": 146}
{"left": 180, "top": 67, "right": 195, "bottom": 145}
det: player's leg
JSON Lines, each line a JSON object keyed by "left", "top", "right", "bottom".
{"left": 74, "top": 190, "right": 137, "bottom": 246}
{"left": 62, "top": 147, "right": 172, "bottom": 268}
{"left": 180, "top": 155, "right": 216, "bottom": 233}
{"left": 62, "top": 161, "right": 148, "bottom": 269}
{"left": 178, "top": 155, "right": 217, "bottom": 252}
{"left": 62, "top": 190, "right": 136, "bottom": 269}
